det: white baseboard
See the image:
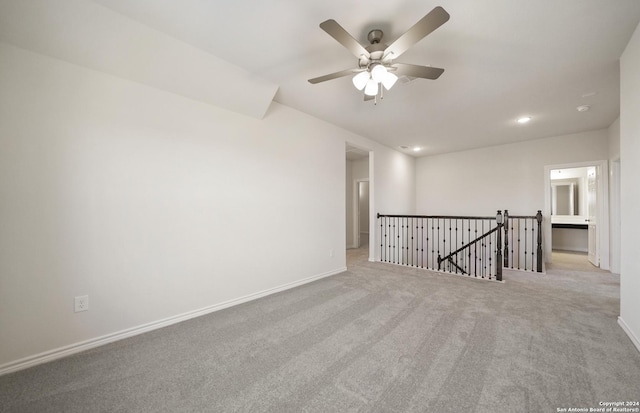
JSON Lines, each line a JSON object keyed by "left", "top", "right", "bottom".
{"left": 618, "top": 316, "right": 640, "bottom": 353}
{"left": 0, "top": 267, "right": 346, "bottom": 376}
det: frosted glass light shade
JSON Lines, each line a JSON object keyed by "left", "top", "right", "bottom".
{"left": 381, "top": 72, "right": 398, "bottom": 90}
{"left": 352, "top": 71, "right": 370, "bottom": 90}
{"left": 364, "top": 79, "right": 378, "bottom": 96}
{"left": 371, "top": 64, "right": 388, "bottom": 83}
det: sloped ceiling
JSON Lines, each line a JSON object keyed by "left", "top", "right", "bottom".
{"left": 2, "top": 0, "right": 640, "bottom": 156}
{"left": 0, "top": 0, "right": 278, "bottom": 119}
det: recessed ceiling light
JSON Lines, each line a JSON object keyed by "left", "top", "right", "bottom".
{"left": 399, "top": 145, "right": 409, "bottom": 150}
{"left": 577, "top": 105, "right": 591, "bottom": 112}
{"left": 517, "top": 116, "right": 532, "bottom": 124}
{"left": 412, "top": 147, "right": 422, "bottom": 152}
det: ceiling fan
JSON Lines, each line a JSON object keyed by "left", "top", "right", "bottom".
{"left": 308, "top": 6, "right": 449, "bottom": 103}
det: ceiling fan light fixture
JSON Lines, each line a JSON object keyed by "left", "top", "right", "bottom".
{"left": 364, "top": 78, "right": 378, "bottom": 96}
{"left": 381, "top": 72, "right": 398, "bottom": 90}
{"left": 371, "top": 64, "right": 388, "bottom": 83}
{"left": 308, "top": 6, "right": 449, "bottom": 103}
{"left": 352, "top": 71, "right": 370, "bottom": 90}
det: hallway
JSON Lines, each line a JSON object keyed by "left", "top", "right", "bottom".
{"left": 548, "top": 250, "right": 612, "bottom": 273}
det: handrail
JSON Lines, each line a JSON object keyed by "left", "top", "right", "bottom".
{"left": 437, "top": 226, "right": 500, "bottom": 265}
{"left": 377, "top": 213, "right": 496, "bottom": 220}
{"left": 436, "top": 224, "right": 502, "bottom": 280}
{"left": 444, "top": 257, "right": 467, "bottom": 274}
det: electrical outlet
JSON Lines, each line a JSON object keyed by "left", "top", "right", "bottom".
{"left": 74, "top": 295, "right": 89, "bottom": 312}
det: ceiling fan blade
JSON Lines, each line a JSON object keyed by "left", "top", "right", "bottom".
{"left": 393, "top": 63, "right": 444, "bottom": 80}
{"left": 308, "top": 68, "right": 359, "bottom": 84}
{"left": 384, "top": 6, "right": 449, "bottom": 59}
{"left": 319, "top": 19, "right": 371, "bottom": 59}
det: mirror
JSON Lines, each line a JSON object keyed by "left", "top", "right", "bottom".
{"left": 555, "top": 185, "right": 573, "bottom": 215}
{"left": 551, "top": 178, "right": 579, "bottom": 216}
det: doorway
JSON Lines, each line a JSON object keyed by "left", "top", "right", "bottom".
{"left": 544, "top": 160, "right": 610, "bottom": 270}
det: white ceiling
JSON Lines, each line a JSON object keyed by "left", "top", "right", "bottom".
{"left": 3, "top": 0, "right": 640, "bottom": 157}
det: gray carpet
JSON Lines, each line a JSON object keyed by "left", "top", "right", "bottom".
{"left": 1, "top": 248, "right": 639, "bottom": 412}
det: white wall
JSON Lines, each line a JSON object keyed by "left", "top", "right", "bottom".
{"left": 0, "top": 43, "right": 415, "bottom": 371}
{"left": 609, "top": 117, "right": 621, "bottom": 160}
{"left": 373, "top": 150, "right": 415, "bottom": 217}
{"left": 371, "top": 150, "right": 416, "bottom": 261}
{"left": 608, "top": 118, "right": 621, "bottom": 274}
{"left": 351, "top": 159, "right": 370, "bottom": 187}
{"left": 551, "top": 228, "right": 588, "bottom": 252}
{"left": 416, "top": 130, "right": 609, "bottom": 216}
{"left": 619, "top": 22, "right": 640, "bottom": 351}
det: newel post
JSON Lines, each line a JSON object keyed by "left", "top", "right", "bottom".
{"left": 503, "top": 209, "right": 509, "bottom": 268}
{"left": 536, "top": 210, "right": 543, "bottom": 272}
{"left": 496, "top": 210, "right": 503, "bottom": 281}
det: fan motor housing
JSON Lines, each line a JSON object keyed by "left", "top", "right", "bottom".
{"left": 367, "top": 29, "right": 384, "bottom": 44}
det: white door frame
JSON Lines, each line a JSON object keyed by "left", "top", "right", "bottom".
{"left": 587, "top": 166, "right": 598, "bottom": 265}
{"left": 543, "top": 160, "right": 610, "bottom": 269}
